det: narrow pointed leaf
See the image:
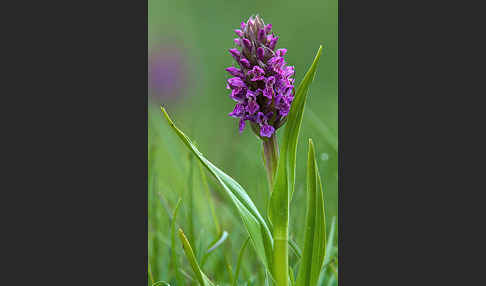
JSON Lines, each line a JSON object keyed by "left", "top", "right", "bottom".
{"left": 152, "top": 282, "right": 171, "bottom": 286}
{"left": 178, "top": 228, "right": 215, "bottom": 286}
{"left": 289, "top": 238, "right": 302, "bottom": 260}
{"left": 161, "top": 106, "right": 273, "bottom": 270}
{"left": 187, "top": 154, "right": 196, "bottom": 251}
{"left": 201, "top": 230, "right": 229, "bottom": 267}
{"left": 233, "top": 236, "right": 251, "bottom": 286}
{"left": 323, "top": 217, "right": 336, "bottom": 268}
{"left": 318, "top": 217, "right": 337, "bottom": 286}
{"left": 198, "top": 160, "right": 221, "bottom": 236}
{"left": 269, "top": 45, "right": 323, "bottom": 227}
{"left": 170, "top": 199, "right": 182, "bottom": 285}
{"left": 296, "top": 139, "right": 326, "bottom": 286}
{"left": 206, "top": 230, "right": 229, "bottom": 254}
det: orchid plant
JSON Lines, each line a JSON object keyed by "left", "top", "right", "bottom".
{"left": 159, "top": 15, "right": 330, "bottom": 286}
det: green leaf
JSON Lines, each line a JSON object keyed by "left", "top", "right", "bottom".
{"left": 269, "top": 45, "right": 323, "bottom": 227}
{"left": 289, "top": 267, "right": 296, "bottom": 286}
{"left": 178, "top": 228, "right": 216, "bottom": 286}
{"left": 206, "top": 230, "right": 229, "bottom": 254}
{"left": 187, "top": 154, "right": 196, "bottom": 252}
{"left": 152, "top": 282, "right": 171, "bottom": 286}
{"left": 233, "top": 236, "right": 251, "bottom": 286}
{"left": 323, "top": 217, "right": 337, "bottom": 268}
{"left": 296, "top": 139, "right": 326, "bottom": 286}
{"left": 201, "top": 230, "right": 229, "bottom": 267}
{"left": 198, "top": 160, "right": 221, "bottom": 236}
{"left": 170, "top": 199, "right": 183, "bottom": 285}
{"left": 161, "top": 106, "right": 273, "bottom": 270}
{"left": 289, "top": 237, "right": 302, "bottom": 261}
{"left": 318, "top": 217, "right": 337, "bottom": 286}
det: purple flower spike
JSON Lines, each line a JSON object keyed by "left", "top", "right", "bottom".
{"left": 225, "top": 15, "right": 295, "bottom": 139}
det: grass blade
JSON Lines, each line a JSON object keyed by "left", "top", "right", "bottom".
{"left": 161, "top": 106, "right": 273, "bottom": 271}
{"left": 233, "top": 236, "right": 251, "bottom": 286}
{"left": 289, "top": 238, "right": 302, "bottom": 260}
{"left": 178, "top": 228, "right": 216, "bottom": 286}
{"left": 170, "top": 199, "right": 183, "bottom": 285}
{"left": 296, "top": 139, "right": 326, "bottom": 286}
{"left": 187, "top": 154, "right": 196, "bottom": 251}
{"left": 152, "top": 282, "right": 171, "bottom": 286}
{"left": 323, "top": 217, "right": 336, "bottom": 268}
{"left": 198, "top": 160, "right": 221, "bottom": 236}
{"left": 318, "top": 217, "right": 337, "bottom": 286}
{"left": 201, "top": 230, "right": 229, "bottom": 267}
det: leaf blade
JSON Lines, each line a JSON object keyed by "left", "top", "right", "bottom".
{"left": 269, "top": 45, "right": 323, "bottom": 226}
{"left": 170, "top": 199, "right": 183, "bottom": 285}
{"left": 296, "top": 139, "right": 326, "bottom": 286}
{"left": 233, "top": 236, "right": 251, "bottom": 286}
{"left": 161, "top": 106, "right": 273, "bottom": 270}
{"left": 178, "top": 228, "right": 215, "bottom": 286}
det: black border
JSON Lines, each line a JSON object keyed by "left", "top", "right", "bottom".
{"left": 8, "top": 1, "right": 149, "bottom": 284}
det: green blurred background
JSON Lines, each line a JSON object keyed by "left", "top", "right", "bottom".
{"left": 148, "top": 0, "right": 337, "bottom": 284}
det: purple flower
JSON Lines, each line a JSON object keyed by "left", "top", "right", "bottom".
{"left": 239, "top": 118, "right": 246, "bottom": 133}
{"left": 247, "top": 100, "right": 260, "bottom": 115}
{"left": 229, "top": 103, "right": 246, "bottom": 118}
{"left": 226, "top": 67, "right": 244, "bottom": 77}
{"left": 260, "top": 124, "right": 275, "bottom": 138}
{"left": 225, "top": 15, "right": 295, "bottom": 139}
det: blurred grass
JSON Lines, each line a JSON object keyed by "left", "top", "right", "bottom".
{"left": 149, "top": 0, "right": 337, "bottom": 284}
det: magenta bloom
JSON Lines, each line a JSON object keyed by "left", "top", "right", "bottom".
{"left": 226, "top": 15, "right": 295, "bottom": 138}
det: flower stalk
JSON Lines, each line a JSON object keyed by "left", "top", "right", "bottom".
{"left": 273, "top": 227, "right": 289, "bottom": 286}
{"left": 262, "top": 134, "right": 279, "bottom": 191}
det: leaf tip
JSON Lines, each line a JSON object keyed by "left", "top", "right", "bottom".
{"left": 160, "top": 105, "right": 174, "bottom": 126}
{"left": 308, "top": 138, "right": 315, "bottom": 153}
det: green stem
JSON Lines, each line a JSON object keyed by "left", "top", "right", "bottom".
{"left": 274, "top": 227, "right": 289, "bottom": 286}
{"left": 263, "top": 134, "right": 288, "bottom": 285}
{"left": 262, "top": 134, "right": 279, "bottom": 191}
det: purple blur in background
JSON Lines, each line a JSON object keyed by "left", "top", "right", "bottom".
{"left": 149, "top": 43, "right": 188, "bottom": 103}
